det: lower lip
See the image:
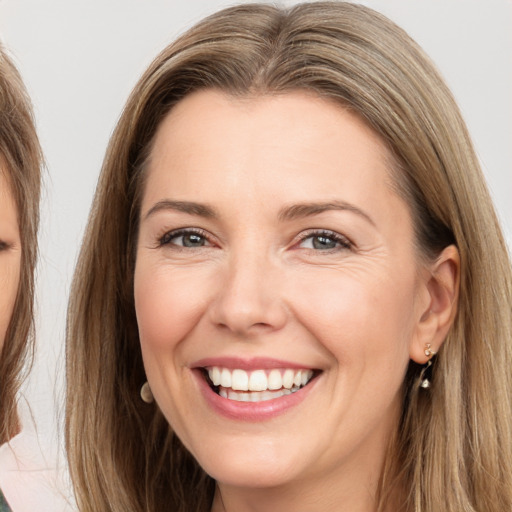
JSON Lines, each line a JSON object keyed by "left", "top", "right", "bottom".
{"left": 193, "top": 370, "right": 319, "bottom": 421}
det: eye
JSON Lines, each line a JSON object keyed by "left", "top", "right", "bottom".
{"left": 298, "top": 230, "right": 351, "bottom": 251}
{"left": 159, "top": 229, "right": 212, "bottom": 248}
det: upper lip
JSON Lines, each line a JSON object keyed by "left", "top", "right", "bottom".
{"left": 191, "top": 356, "right": 317, "bottom": 371}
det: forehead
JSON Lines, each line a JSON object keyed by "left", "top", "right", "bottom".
{"left": 144, "top": 90, "right": 397, "bottom": 205}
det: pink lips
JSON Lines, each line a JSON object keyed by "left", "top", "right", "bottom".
{"left": 191, "top": 357, "right": 319, "bottom": 421}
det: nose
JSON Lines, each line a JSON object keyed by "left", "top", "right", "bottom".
{"left": 208, "top": 249, "right": 288, "bottom": 337}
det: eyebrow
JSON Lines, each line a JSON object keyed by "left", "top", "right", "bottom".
{"left": 143, "top": 200, "right": 218, "bottom": 221}
{"left": 143, "top": 199, "right": 374, "bottom": 226}
{"left": 278, "top": 201, "right": 375, "bottom": 226}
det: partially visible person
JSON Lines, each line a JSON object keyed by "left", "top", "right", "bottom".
{"left": 0, "top": 44, "right": 71, "bottom": 512}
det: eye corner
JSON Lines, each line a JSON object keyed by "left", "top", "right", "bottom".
{"left": 0, "top": 239, "right": 12, "bottom": 252}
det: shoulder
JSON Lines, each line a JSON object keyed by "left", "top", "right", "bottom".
{"left": 0, "top": 428, "right": 75, "bottom": 512}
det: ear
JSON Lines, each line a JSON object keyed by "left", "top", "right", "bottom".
{"left": 409, "top": 245, "right": 460, "bottom": 364}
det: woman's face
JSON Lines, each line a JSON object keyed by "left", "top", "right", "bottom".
{"left": 0, "top": 169, "right": 21, "bottom": 353}
{"left": 134, "top": 90, "right": 433, "bottom": 493}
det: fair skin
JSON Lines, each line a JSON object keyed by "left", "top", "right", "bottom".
{"left": 0, "top": 168, "right": 21, "bottom": 355}
{"left": 134, "top": 90, "right": 459, "bottom": 512}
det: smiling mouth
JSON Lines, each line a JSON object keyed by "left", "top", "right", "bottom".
{"left": 203, "top": 367, "right": 319, "bottom": 403}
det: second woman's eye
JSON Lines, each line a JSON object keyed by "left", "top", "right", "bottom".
{"left": 298, "top": 231, "right": 351, "bottom": 251}
{"left": 159, "top": 229, "right": 211, "bottom": 248}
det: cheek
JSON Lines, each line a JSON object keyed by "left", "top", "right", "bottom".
{"left": 286, "top": 267, "right": 417, "bottom": 366}
{"left": 133, "top": 260, "right": 217, "bottom": 437}
{"left": 134, "top": 262, "right": 213, "bottom": 356}
{"left": 0, "top": 255, "right": 21, "bottom": 350}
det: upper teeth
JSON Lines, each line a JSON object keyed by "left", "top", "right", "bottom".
{"left": 207, "top": 367, "right": 314, "bottom": 392}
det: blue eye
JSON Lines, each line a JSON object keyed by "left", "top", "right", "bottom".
{"left": 299, "top": 231, "right": 351, "bottom": 251}
{"left": 160, "top": 229, "right": 210, "bottom": 248}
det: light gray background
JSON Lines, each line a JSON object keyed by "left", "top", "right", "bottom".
{"left": 0, "top": 0, "right": 510, "bottom": 476}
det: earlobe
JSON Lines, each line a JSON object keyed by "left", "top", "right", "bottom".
{"left": 410, "top": 245, "right": 460, "bottom": 364}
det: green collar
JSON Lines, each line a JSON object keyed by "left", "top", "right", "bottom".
{"left": 0, "top": 488, "right": 12, "bottom": 512}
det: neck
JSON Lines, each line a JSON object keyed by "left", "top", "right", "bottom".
{"left": 212, "top": 484, "right": 376, "bottom": 512}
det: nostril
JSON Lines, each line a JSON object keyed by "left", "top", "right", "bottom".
{"left": 213, "top": 318, "right": 280, "bottom": 337}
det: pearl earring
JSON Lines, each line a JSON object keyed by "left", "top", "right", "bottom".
{"left": 140, "top": 381, "right": 154, "bottom": 403}
{"left": 424, "top": 343, "right": 436, "bottom": 358}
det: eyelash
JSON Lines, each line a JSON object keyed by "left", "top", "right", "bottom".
{"left": 296, "top": 230, "right": 352, "bottom": 252}
{"left": 157, "top": 228, "right": 352, "bottom": 252}
{"left": 0, "top": 240, "right": 10, "bottom": 252}
{"left": 158, "top": 228, "right": 212, "bottom": 248}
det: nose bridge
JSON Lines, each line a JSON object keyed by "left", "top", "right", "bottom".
{"left": 210, "top": 240, "right": 286, "bottom": 335}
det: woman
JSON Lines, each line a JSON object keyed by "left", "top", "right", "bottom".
{"left": 0, "top": 46, "right": 42, "bottom": 509}
{"left": 66, "top": 3, "right": 512, "bottom": 511}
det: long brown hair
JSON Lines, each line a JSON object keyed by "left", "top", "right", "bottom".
{"left": 66, "top": 3, "right": 512, "bottom": 511}
{"left": 0, "top": 45, "right": 42, "bottom": 444}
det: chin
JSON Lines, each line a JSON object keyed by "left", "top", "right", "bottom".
{"left": 191, "top": 440, "right": 304, "bottom": 490}
{"left": 207, "top": 463, "right": 298, "bottom": 490}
